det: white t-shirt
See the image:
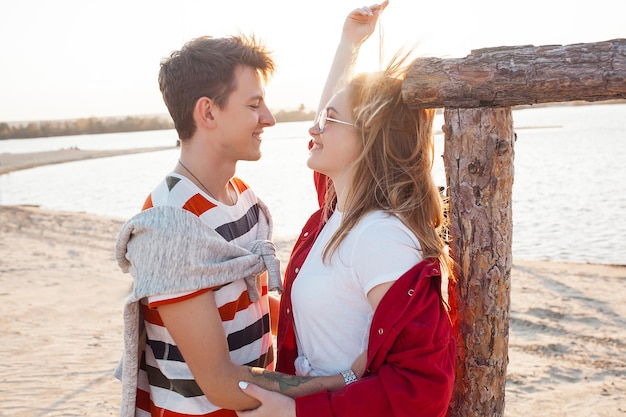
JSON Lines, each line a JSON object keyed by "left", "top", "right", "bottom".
{"left": 291, "top": 209, "right": 423, "bottom": 376}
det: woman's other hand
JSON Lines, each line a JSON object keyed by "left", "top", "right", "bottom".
{"left": 236, "top": 382, "right": 296, "bottom": 417}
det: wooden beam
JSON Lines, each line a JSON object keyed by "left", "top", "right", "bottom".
{"left": 403, "top": 39, "right": 626, "bottom": 108}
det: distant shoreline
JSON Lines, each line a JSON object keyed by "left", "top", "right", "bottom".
{"left": 0, "top": 122, "right": 563, "bottom": 176}
{"left": 0, "top": 108, "right": 318, "bottom": 140}
{"left": 2, "top": 100, "right": 624, "bottom": 140}
{"left": 0, "top": 146, "right": 174, "bottom": 175}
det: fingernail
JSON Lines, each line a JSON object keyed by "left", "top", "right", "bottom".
{"left": 239, "top": 381, "right": 249, "bottom": 389}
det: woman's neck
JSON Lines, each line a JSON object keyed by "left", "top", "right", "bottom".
{"left": 330, "top": 172, "right": 352, "bottom": 212}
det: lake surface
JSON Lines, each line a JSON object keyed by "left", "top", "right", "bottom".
{"left": 1, "top": 104, "right": 625, "bottom": 265}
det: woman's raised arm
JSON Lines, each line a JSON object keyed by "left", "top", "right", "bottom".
{"left": 316, "top": 1, "right": 388, "bottom": 113}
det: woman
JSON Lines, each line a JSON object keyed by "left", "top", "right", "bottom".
{"left": 238, "top": 2, "right": 456, "bottom": 416}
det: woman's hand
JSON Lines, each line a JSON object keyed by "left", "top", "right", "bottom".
{"left": 316, "top": 2, "right": 389, "bottom": 116}
{"left": 236, "top": 382, "right": 296, "bottom": 417}
{"left": 342, "top": 0, "right": 389, "bottom": 47}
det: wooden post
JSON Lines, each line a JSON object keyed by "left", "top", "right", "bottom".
{"left": 443, "top": 108, "right": 515, "bottom": 416}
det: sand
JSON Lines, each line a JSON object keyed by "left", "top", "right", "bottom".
{"left": 0, "top": 147, "right": 174, "bottom": 175}
{"left": 0, "top": 150, "right": 624, "bottom": 416}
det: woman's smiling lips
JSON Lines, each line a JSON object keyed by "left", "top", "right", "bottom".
{"left": 309, "top": 140, "right": 322, "bottom": 151}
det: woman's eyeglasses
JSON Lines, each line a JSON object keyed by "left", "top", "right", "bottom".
{"left": 317, "top": 108, "right": 355, "bottom": 133}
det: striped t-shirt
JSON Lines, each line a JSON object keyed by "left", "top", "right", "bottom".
{"left": 135, "top": 173, "right": 274, "bottom": 417}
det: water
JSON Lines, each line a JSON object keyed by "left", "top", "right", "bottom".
{"left": 510, "top": 104, "right": 626, "bottom": 265}
{"left": 0, "top": 129, "right": 179, "bottom": 153}
{"left": 1, "top": 104, "right": 625, "bottom": 265}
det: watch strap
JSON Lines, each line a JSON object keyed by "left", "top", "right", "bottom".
{"left": 340, "top": 369, "right": 357, "bottom": 385}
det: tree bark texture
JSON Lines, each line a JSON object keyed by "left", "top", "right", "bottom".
{"left": 403, "top": 39, "right": 626, "bottom": 108}
{"left": 443, "top": 107, "right": 514, "bottom": 417}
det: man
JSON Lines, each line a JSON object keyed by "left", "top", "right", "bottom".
{"left": 114, "top": 35, "right": 355, "bottom": 417}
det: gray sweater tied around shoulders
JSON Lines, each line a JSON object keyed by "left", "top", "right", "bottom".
{"left": 113, "top": 200, "right": 282, "bottom": 417}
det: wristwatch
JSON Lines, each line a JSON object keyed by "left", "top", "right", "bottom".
{"left": 340, "top": 369, "right": 358, "bottom": 385}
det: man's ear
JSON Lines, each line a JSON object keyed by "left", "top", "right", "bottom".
{"left": 194, "top": 97, "right": 216, "bottom": 128}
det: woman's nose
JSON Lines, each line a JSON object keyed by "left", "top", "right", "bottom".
{"left": 309, "top": 123, "right": 320, "bottom": 136}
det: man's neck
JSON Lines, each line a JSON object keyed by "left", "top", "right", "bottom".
{"left": 176, "top": 149, "right": 237, "bottom": 205}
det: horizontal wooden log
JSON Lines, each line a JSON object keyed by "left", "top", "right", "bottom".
{"left": 403, "top": 39, "right": 626, "bottom": 108}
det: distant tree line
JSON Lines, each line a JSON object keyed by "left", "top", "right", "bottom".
{"left": 272, "top": 104, "right": 316, "bottom": 123}
{"left": 0, "top": 104, "right": 316, "bottom": 140}
{"left": 0, "top": 116, "right": 174, "bottom": 140}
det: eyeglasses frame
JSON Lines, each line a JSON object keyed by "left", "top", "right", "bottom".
{"left": 317, "top": 109, "right": 355, "bottom": 133}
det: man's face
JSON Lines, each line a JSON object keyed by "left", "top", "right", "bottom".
{"left": 211, "top": 65, "right": 276, "bottom": 162}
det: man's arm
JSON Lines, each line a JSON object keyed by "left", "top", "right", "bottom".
{"left": 158, "top": 291, "right": 351, "bottom": 411}
{"left": 158, "top": 290, "right": 260, "bottom": 410}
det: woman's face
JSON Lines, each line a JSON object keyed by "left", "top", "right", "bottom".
{"left": 307, "top": 88, "right": 361, "bottom": 181}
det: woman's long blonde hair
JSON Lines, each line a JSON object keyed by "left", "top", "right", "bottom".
{"left": 322, "top": 52, "right": 453, "bottom": 276}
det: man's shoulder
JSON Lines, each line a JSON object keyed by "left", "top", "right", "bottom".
{"left": 145, "top": 174, "right": 219, "bottom": 217}
{"left": 232, "top": 176, "right": 252, "bottom": 195}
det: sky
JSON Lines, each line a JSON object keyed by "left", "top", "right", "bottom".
{"left": 1, "top": 0, "right": 624, "bottom": 123}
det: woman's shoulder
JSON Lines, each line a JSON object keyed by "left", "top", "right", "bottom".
{"left": 355, "top": 210, "right": 407, "bottom": 230}
{"left": 351, "top": 210, "right": 418, "bottom": 245}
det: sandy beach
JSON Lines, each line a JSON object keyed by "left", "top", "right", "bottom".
{"left": 0, "top": 147, "right": 174, "bottom": 175}
{"left": 1, "top": 150, "right": 625, "bottom": 416}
